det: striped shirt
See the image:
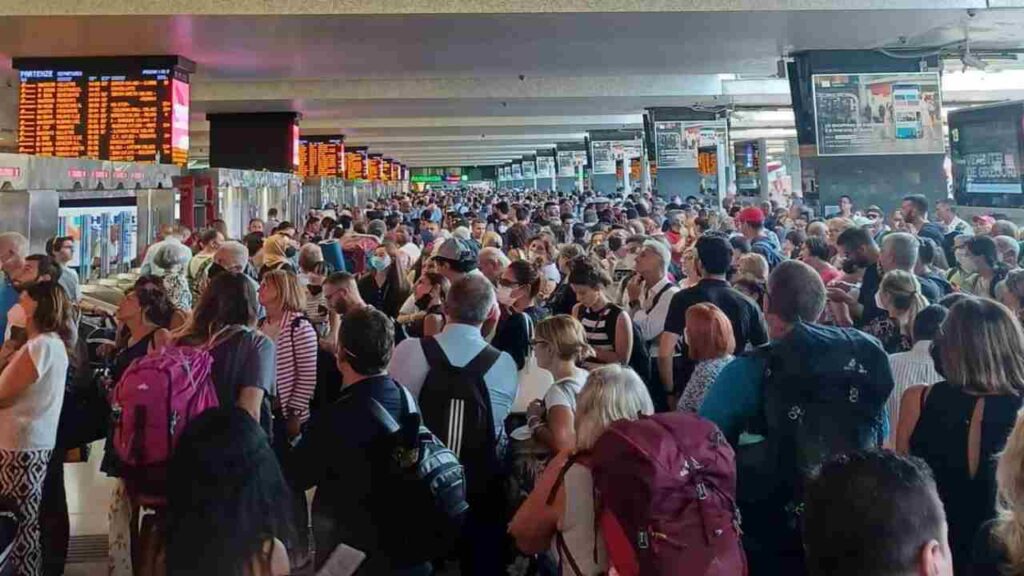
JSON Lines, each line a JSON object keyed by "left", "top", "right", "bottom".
{"left": 886, "top": 339, "right": 942, "bottom": 437}
{"left": 578, "top": 303, "right": 622, "bottom": 370}
{"left": 268, "top": 310, "right": 319, "bottom": 423}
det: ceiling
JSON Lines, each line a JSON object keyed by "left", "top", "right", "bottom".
{"left": 0, "top": 5, "right": 1023, "bottom": 166}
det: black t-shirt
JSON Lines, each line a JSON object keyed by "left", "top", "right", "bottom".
{"left": 917, "top": 222, "right": 947, "bottom": 251}
{"left": 915, "top": 274, "right": 942, "bottom": 303}
{"left": 492, "top": 306, "right": 549, "bottom": 371}
{"left": 857, "top": 263, "right": 885, "bottom": 328}
{"left": 663, "top": 279, "right": 768, "bottom": 381}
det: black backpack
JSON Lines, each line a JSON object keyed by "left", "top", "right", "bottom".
{"left": 737, "top": 323, "right": 890, "bottom": 557}
{"left": 604, "top": 305, "right": 653, "bottom": 387}
{"left": 368, "top": 382, "right": 469, "bottom": 563}
{"left": 417, "top": 338, "right": 501, "bottom": 500}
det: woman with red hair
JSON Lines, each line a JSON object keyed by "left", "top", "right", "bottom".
{"left": 676, "top": 303, "right": 736, "bottom": 413}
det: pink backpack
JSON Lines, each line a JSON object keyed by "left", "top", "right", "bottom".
{"left": 587, "top": 412, "right": 746, "bottom": 576}
{"left": 111, "top": 332, "right": 226, "bottom": 504}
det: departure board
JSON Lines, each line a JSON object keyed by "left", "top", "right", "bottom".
{"left": 14, "top": 56, "right": 194, "bottom": 166}
{"left": 381, "top": 158, "right": 392, "bottom": 181}
{"left": 346, "top": 148, "right": 368, "bottom": 180}
{"left": 368, "top": 154, "right": 382, "bottom": 181}
{"left": 298, "top": 136, "right": 345, "bottom": 178}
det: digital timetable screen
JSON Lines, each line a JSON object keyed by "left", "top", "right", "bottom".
{"left": 298, "top": 136, "right": 345, "bottom": 178}
{"left": 14, "top": 57, "right": 194, "bottom": 166}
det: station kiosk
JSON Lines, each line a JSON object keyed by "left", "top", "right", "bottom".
{"left": 180, "top": 168, "right": 302, "bottom": 240}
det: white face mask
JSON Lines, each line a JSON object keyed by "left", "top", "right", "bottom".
{"left": 958, "top": 252, "right": 978, "bottom": 274}
{"left": 874, "top": 290, "right": 886, "bottom": 311}
{"left": 496, "top": 285, "right": 516, "bottom": 306}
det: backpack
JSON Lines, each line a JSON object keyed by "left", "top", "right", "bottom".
{"left": 111, "top": 333, "right": 224, "bottom": 504}
{"left": 602, "top": 303, "right": 651, "bottom": 387}
{"left": 367, "top": 381, "right": 469, "bottom": 563}
{"left": 562, "top": 412, "right": 745, "bottom": 576}
{"left": 417, "top": 338, "right": 501, "bottom": 500}
{"left": 737, "top": 322, "right": 889, "bottom": 559}
{"left": 751, "top": 238, "right": 784, "bottom": 270}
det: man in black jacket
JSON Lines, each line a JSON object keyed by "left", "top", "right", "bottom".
{"left": 287, "top": 307, "right": 433, "bottom": 575}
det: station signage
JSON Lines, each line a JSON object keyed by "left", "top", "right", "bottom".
{"left": 654, "top": 121, "right": 724, "bottom": 169}
{"left": 812, "top": 72, "right": 944, "bottom": 156}
{"left": 298, "top": 135, "right": 345, "bottom": 178}
{"left": 14, "top": 56, "right": 195, "bottom": 166}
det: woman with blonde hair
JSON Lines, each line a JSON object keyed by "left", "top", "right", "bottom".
{"left": 874, "top": 269, "right": 929, "bottom": 353}
{"left": 975, "top": 412, "right": 1024, "bottom": 575}
{"left": 525, "top": 315, "right": 594, "bottom": 453}
{"left": 257, "top": 270, "right": 317, "bottom": 441}
{"left": 895, "top": 297, "right": 1024, "bottom": 574}
{"left": 510, "top": 365, "right": 654, "bottom": 575}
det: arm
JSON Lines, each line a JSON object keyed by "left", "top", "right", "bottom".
{"left": 534, "top": 405, "right": 575, "bottom": 454}
{"left": 237, "top": 387, "right": 264, "bottom": 422}
{"left": 613, "top": 311, "right": 633, "bottom": 365}
{"left": 0, "top": 348, "right": 38, "bottom": 408}
{"left": 699, "top": 357, "right": 763, "bottom": 445}
{"left": 423, "top": 314, "right": 444, "bottom": 338}
{"left": 288, "top": 323, "right": 319, "bottom": 424}
{"left": 894, "top": 385, "right": 926, "bottom": 454}
{"left": 658, "top": 332, "right": 679, "bottom": 394}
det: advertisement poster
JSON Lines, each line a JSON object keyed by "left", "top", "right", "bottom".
{"left": 512, "top": 163, "right": 523, "bottom": 180}
{"left": 556, "top": 152, "right": 575, "bottom": 177}
{"left": 522, "top": 160, "right": 537, "bottom": 179}
{"left": 536, "top": 156, "right": 555, "bottom": 178}
{"left": 591, "top": 141, "right": 615, "bottom": 175}
{"left": 655, "top": 121, "right": 724, "bottom": 168}
{"left": 58, "top": 206, "right": 138, "bottom": 268}
{"left": 812, "top": 72, "right": 944, "bottom": 156}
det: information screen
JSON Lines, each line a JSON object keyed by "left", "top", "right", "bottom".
{"left": 954, "top": 119, "right": 1022, "bottom": 195}
{"left": 346, "top": 148, "right": 367, "bottom": 180}
{"left": 16, "top": 60, "right": 191, "bottom": 166}
{"left": 367, "top": 155, "right": 382, "bottom": 181}
{"left": 298, "top": 136, "right": 345, "bottom": 178}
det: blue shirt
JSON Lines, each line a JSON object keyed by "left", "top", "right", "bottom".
{"left": 389, "top": 323, "right": 519, "bottom": 444}
{"left": 0, "top": 276, "right": 18, "bottom": 345}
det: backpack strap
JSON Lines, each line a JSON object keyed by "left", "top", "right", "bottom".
{"left": 645, "top": 282, "right": 673, "bottom": 315}
{"left": 421, "top": 337, "right": 453, "bottom": 371}
{"left": 463, "top": 344, "right": 502, "bottom": 377}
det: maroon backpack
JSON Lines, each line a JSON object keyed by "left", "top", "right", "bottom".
{"left": 588, "top": 412, "right": 746, "bottom": 576}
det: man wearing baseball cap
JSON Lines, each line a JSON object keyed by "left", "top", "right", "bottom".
{"left": 434, "top": 237, "right": 482, "bottom": 285}
{"left": 736, "top": 206, "right": 785, "bottom": 270}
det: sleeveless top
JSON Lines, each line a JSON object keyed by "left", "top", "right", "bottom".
{"left": 578, "top": 303, "right": 622, "bottom": 370}
{"left": 909, "top": 380, "right": 1022, "bottom": 573}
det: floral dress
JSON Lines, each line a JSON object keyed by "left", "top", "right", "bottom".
{"left": 677, "top": 355, "right": 734, "bottom": 413}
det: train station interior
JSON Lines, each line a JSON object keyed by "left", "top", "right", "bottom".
{"left": 4, "top": 1, "right": 1024, "bottom": 575}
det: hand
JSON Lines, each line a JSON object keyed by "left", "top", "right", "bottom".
{"left": 526, "top": 399, "right": 545, "bottom": 421}
{"left": 826, "top": 287, "right": 856, "bottom": 305}
{"left": 626, "top": 274, "right": 644, "bottom": 303}
{"left": 286, "top": 413, "right": 302, "bottom": 439}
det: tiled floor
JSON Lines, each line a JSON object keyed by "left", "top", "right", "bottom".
{"left": 66, "top": 441, "right": 118, "bottom": 539}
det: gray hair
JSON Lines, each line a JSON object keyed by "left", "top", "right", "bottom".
{"left": 0, "top": 232, "right": 28, "bottom": 258}
{"left": 996, "top": 235, "right": 1020, "bottom": 264}
{"left": 215, "top": 241, "right": 249, "bottom": 272}
{"left": 154, "top": 241, "right": 192, "bottom": 271}
{"left": 882, "top": 232, "right": 919, "bottom": 272}
{"left": 453, "top": 226, "right": 471, "bottom": 241}
{"left": 367, "top": 219, "right": 387, "bottom": 239}
{"left": 478, "top": 247, "right": 511, "bottom": 268}
{"left": 575, "top": 365, "right": 655, "bottom": 450}
{"left": 642, "top": 239, "right": 671, "bottom": 275}
{"left": 444, "top": 274, "right": 495, "bottom": 326}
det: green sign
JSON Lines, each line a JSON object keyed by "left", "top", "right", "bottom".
{"left": 411, "top": 174, "right": 443, "bottom": 183}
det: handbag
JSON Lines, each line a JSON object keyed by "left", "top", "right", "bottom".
{"left": 512, "top": 314, "right": 554, "bottom": 413}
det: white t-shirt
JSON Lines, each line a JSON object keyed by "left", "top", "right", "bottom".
{"left": 543, "top": 367, "right": 589, "bottom": 414}
{"left": 0, "top": 332, "right": 68, "bottom": 451}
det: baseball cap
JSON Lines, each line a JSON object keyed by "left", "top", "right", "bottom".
{"left": 973, "top": 214, "right": 995, "bottom": 226}
{"left": 435, "top": 237, "right": 478, "bottom": 265}
{"left": 735, "top": 207, "right": 765, "bottom": 226}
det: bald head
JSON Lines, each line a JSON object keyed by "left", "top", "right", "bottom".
{"left": 213, "top": 241, "right": 249, "bottom": 272}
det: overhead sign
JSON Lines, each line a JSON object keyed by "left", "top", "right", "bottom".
{"left": 15, "top": 56, "right": 194, "bottom": 166}
{"left": 536, "top": 156, "right": 555, "bottom": 178}
{"left": 812, "top": 72, "right": 944, "bottom": 156}
{"left": 367, "top": 154, "right": 382, "bottom": 180}
{"left": 512, "top": 163, "right": 523, "bottom": 180}
{"left": 654, "top": 121, "right": 724, "bottom": 169}
{"left": 591, "top": 139, "right": 642, "bottom": 175}
{"left": 298, "top": 135, "right": 345, "bottom": 178}
{"left": 522, "top": 159, "right": 536, "bottom": 179}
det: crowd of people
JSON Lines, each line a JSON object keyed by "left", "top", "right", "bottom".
{"left": 3, "top": 187, "right": 1024, "bottom": 575}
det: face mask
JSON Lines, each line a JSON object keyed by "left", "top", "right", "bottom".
{"left": 874, "top": 290, "right": 886, "bottom": 311}
{"left": 420, "top": 231, "right": 435, "bottom": 246}
{"left": 369, "top": 255, "right": 391, "bottom": 271}
{"left": 496, "top": 285, "right": 516, "bottom": 306}
{"left": 958, "top": 252, "right": 978, "bottom": 274}
{"left": 498, "top": 224, "right": 509, "bottom": 234}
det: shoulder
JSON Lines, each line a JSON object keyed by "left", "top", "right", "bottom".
{"left": 715, "top": 355, "right": 764, "bottom": 386}
{"left": 393, "top": 336, "right": 424, "bottom": 358}
{"left": 492, "top": 349, "right": 518, "bottom": 375}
